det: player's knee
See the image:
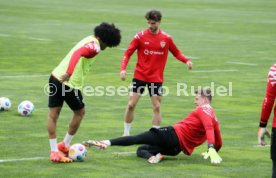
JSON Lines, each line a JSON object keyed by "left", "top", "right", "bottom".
{"left": 136, "top": 146, "right": 144, "bottom": 157}
{"left": 49, "top": 111, "right": 60, "bottom": 121}
{"left": 127, "top": 102, "right": 136, "bottom": 111}
{"left": 74, "top": 109, "right": 85, "bottom": 118}
{"left": 80, "top": 109, "right": 85, "bottom": 118}
{"left": 152, "top": 103, "right": 160, "bottom": 113}
{"left": 136, "top": 145, "right": 152, "bottom": 159}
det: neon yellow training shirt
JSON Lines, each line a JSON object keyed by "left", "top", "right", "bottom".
{"left": 52, "top": 36, "right": 101, "bottom": 90}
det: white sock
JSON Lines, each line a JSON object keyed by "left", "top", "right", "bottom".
{"left": 63, "top": 133, "right": 73, "bottom": 147}
{"left": 124, "top": 122, "right": 131, "bottom": 136}
{"left": 101, "top": 140, "right": 111, "bottom": 146}
{"left": 152, "top": 125, "right": 160, "bottom": 129}
{"left": 49, "top": 138, "right": 58, "bottom": 152}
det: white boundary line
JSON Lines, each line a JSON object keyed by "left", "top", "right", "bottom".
{"left": 0, "top": 69, "right": 236, "bottom": 78}
{"left": 0, "top": 33, "right": 11, "bottom": 37}
{"left": 95, "top": 72, "right": 120, "bottom": 75}
{"left": 191, "top": 69, "right": 238, "bottom": 73}
{"left": 253, "top": 144, "right": 270, "bottom": 147}
{"left": 117, "top": 48, "right": 127, "bottom": 51}
{"left": 0, "top": 73, "right": 134, "bottom": 78}
{"left": 186, "top": 56, "right": 199, "bottom": 59}
{"left": 0, "top": 74, "right": 49, "bottom": 78}
{"left": 29, "top": 37, "right": 50, "bottom": 41}
{"left": 0, "top": 157, "right": 47, "bottom": 163}
{"left": 96, "top": 72, "right": 133, "bottom": 75}
{"left": 113, "top": 151, "right": 136, "bottom": 155}
{"left": 0, "top": 33, "right": 50, "bottom": 41}
{"left": 226, "top": 61, "right": 258, "bottom": 66}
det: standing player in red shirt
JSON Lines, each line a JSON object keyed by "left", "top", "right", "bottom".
{"left": 258, "top": 64, "right": 276, "bottom": 177}
{"left": 120, "top": 10, "right": 193, "bottom": 136}
{"left": 83, "top": 89, "right": 222, "bottom": 164}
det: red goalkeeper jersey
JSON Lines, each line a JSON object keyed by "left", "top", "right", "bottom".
{"left": 260, "top": 64, "right": 276, "bottom": 128}
{"left": 172, "top": 104, "right": 222, "bottom": 155}
{"left": 120, "top": 29, "right": 190, "bottom": 82}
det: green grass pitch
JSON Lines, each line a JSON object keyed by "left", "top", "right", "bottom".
{"left": 0, "top": 0, "right": 276, "bottom": 177}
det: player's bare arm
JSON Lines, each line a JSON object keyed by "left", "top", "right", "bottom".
{"left": 59, "top": 73, "right": 71, "bottom": 82}
{"left": 186, "top": 61, "right": 193, "bottom": 70}
{"left": 120, "top": 70, "right": 127, "bottom": 81}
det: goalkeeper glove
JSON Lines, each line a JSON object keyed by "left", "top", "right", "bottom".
{"left": 201, "top": 151, "right": 209, "bottom": 159}
{"left": 202, "top": 147, "right": 222, "bottom": 164}
{"left": 258, "top": 127, "right": 270, "bottom": 146}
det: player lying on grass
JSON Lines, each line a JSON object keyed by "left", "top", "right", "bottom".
{"left": 47, "top": 22, "right": 121, "bottom": 163}
{"left": 83, "top": 88, "right": 222, "bottom": 164}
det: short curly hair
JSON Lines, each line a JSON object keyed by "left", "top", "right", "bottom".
{"left": 145, "top": 10, "right": 162, "bottom": 22}
{"left": 94, "top": 22, "right": 121, "bottom": 48}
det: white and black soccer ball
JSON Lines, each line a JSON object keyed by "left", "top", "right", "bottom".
{"left": 0, "top": 97, "right": 11, "bottom": 111}
{"left": 18, "top": 100, "right": 34, "bottom": 116}
{"left": 69, "top": 143, "right": 87, "bottom": 161}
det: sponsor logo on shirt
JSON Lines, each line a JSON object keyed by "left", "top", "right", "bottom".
{"left": 144, "top": 49, "right": 164, "bottom": 55}
{"left": 144, "top": 42, "right": 150, "bottom": 45}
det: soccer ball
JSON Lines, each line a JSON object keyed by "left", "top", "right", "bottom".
{"left": 18, "top": 100, "right": 34, "bottom": 116}
{"left": 69, "top": 143, "right": 87, "bottom": 161}
{"left": 0, "top": 97, "right": 11, "bottom": 111}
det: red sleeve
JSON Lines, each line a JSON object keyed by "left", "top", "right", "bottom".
{"left": 168, "top": 37, "right": 189, "bottom": 63}
{"left": 214, "top": 122, "right": 222, "bottom": 152}
{"left": 197, "top": 107, "right": 217, "bottom": 145}
{"left": 120, "top": 36, "right": 139, "bottom": 71}
{"left": 260, "top": 65, "right": 276, "bottom": 126}
{"left": 66, "top": 42, "right": 98, "bottom": 75}
{"left": 260, "top": 82, "right": 276, "bottom": 125}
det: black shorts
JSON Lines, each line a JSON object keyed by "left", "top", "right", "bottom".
{"left": 271, "top": 128, "right": 276, "bottom": 160}
{"left": 48, "top": 75, "right": 84, "bottom": 111}
{"left": 131, "top": 78, "right": 162, "bottom": 96}
{"left": 149, "top": 127, "right": 181, "bottom": 149}
{"left": 110, "top": 126, "right": 181, "bottom": 152}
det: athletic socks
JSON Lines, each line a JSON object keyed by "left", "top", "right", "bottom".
{"left": 152, "top": 125, "right": 160, "bottom": 129}
{"left": 63, "top": 133, "right": 73, "bottom": 147}
{"left": 49, "top": 138, "right": 58, "bottom": 152}
{"left": 101, "top": 140, "right": 111, "bottom": 146}
{"left": 124, "top": 122, "right": 131, "bottom": 136}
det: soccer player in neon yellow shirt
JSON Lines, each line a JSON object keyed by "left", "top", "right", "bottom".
{"left": 47, "top": 23, "right": 121, "bottom": 163}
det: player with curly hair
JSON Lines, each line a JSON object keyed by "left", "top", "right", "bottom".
{"left": 47, "top": 22, "right": 121, "bottom": 163}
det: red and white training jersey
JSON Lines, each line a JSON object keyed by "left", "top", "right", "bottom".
{"left": 120, "top": 29, "right": 190, "bottom": 82}
{"left": 268, "top": 64, "right": 276, "bottom": 86}
{"left": 172, "top": 104, "right": 222, "bottom": 155}
{"left": 260, "top": 64, "right": 276, "bottom": 128}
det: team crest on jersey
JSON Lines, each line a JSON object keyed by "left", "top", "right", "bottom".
{"left": 160, "top": 41, "right": 166, "bottom": 48}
